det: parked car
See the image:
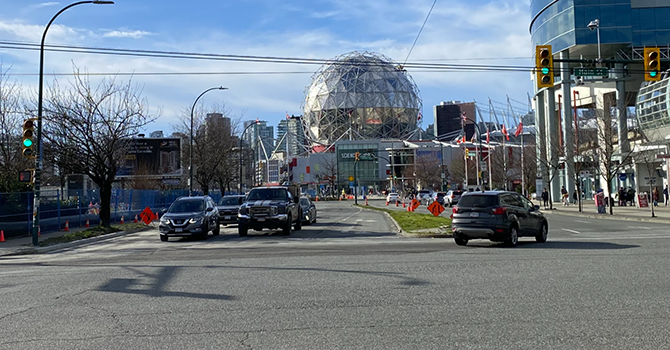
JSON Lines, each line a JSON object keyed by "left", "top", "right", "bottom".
{"left": 432, "top": 191, "right": 446, "bottom": 205}
{"left": 418, "top": 190, "right": 434, "bottom": 204}
{"left": 217, "top": 195, "right": 246, "bottom": 226}
{"left": 451, "top": 191, "right": 548, "bottom": 247}
{"left": 300, "top": 197, "right": 317, "bottom": 224}
{"left": 159, "top": 196, "right": 220, "bottom": 241}
{"left": 445, "top": 190, "right": 464, "bottom": 207}
{"left": 237, "top": 186, "right": 302, "bottom": 237}
{"left": 386, "top": 192, "right": 400, "bottom": 204}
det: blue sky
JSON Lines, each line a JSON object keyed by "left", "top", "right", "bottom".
{"left": 0, "top": 0, "right": 533, "bottom": 136}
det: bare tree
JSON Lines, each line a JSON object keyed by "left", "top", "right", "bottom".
{"left": 41, "top": 69, "right": 157, "bottom": 227}
{"left": 414, "top": 153, "right": 441, "bottom": 190}
{"left": 0, "top": 65, "right": 31, "bottom": 192}
{"left": 313, "top": 156, "right": 338, "bottom": 198}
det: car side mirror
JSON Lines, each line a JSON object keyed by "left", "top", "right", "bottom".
{"left": 161, "top": 208, "right": 167, "bottom": 213}
{"left": 206, "top": 207, "right": 214, "bottom": 212}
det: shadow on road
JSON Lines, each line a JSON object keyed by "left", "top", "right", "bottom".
{"left": 466, "top": 240, "right": 639, "bottom": 250}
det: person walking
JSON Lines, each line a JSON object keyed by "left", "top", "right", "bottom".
{"left": 618, "top": 187, "right": 625, "bottom": 206}
{"left": 541, "top": 188, "right": 549, "bottom": 209}
{"left": 652, "top": 187, "right": 660, "bottom": 207}
{"left": 560, "top": 186, "right": 569, "bottom": 206}
{"left": 572, "top": 190, "right": 578, "bottom": 204}
{"left": 664, "top": 186, "right": 669, "bottom": 206}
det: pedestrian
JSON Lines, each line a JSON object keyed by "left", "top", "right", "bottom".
{"left": 618, "top": 187, "right": 625, "bottom": 206}
{"left": 572, "top": 190, "right": 578, "bottom": 204}
{"left": 664, "top": 186, "right": 669, "bottom": 206}
{"left": 560, "top": 186, "right": 568, "bottom": 206}
{"left": 652, "top": 187, "right": 659, "bottom": 207}
{"left": 627, "top": 187, "right": 636, "bottom": 206}
{"left": 541, "top": 188, "right": 549, "bottom": 209}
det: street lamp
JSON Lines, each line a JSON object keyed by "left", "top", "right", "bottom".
{"left": 189, "top": 86, "right": 227, "bottom": 196}
{"left": 588, "top": 19, "right": 601, "bottom": 62}
{"left": 32, "top": 0, "right": 113, "bottom": 246}
{"left": 239, "top": 120, "right": 260, "bottom": 194}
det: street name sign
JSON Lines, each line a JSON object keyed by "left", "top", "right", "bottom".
{"left": 574, "top": 67, "right": 609, "bottom": 77}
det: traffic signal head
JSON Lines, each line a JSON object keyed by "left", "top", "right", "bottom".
{"left": 644, "top": 47, "right": 661, "bottom": 81}
{"left": 535, "top": 45, "right": 554, "bottom": 89}
{"left": 22, "top": 119, "right": 36, "bottom": 158}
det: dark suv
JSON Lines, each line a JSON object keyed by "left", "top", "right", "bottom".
{"left": 159, "top": 196, "right": 220, "bottom": 241}
{"left": 451, "top": 191, "right": 548, "bottom": 247}
{"left": 217, "top": 195, "right": 246, "bottom": 225}
{"left": 237, "top": 186, "right": 302, "bottom": 236}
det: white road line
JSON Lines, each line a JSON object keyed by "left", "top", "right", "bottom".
{"left": 561, "top": 228, "right": 581, "bottom": 234}
{"left": 629, "top": 226, "right": 651, "bottom": 230}
{"left": 574, "top": 220, "right": 591, "bottom": 224}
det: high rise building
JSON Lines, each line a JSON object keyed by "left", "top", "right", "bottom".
{"left": 277, "top": 115, "right": 307, "bottom": 157}
{"left": 243, "top": 120, "right": 275, "bottom": 160}
{"left": 205, "top": 113, "right": 232, "bottom": 136}
{"left": 433, "top": 101, "right": 476, "bottom": 141}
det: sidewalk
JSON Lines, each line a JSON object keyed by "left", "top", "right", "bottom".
{"left": 540, "top": 199, "right": 670, "bottom": 224}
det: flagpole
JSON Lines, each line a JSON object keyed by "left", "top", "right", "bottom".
{"left": 521, "top": 119, "right": 525, "bottom": 198}
{"left": 502, "top": 125, "right": 507, "bottom": 191}
{"left": 462, "top": 112, "right": 468, "bottom": 191}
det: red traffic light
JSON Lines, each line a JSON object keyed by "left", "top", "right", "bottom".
{"left": 23, "top": 120, "right": 34, "bottom": 129}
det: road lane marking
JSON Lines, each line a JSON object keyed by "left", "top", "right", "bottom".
{"left": 574, "top": 220, "right": 591, "bottom": 224}
{"left": 561, "top": 228, "right": 581, "bottom": 234}
{"left": 629, "top": 226, "right": 651, "bottom": 230}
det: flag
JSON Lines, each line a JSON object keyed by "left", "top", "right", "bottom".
{"left": 456, "top": 134, "right": 466, "bottom": 144}
{"left": 461, "top": 112, "right": 467, "bottom": 127}
{"left": 417, "top": 111, "right": 422, "bottom": 121}
{"left": 470, "top": 133, "right": 476, "bottom": 143}
{"left": 501, "top": 124, "right": 509, "bottom": 141}
{"left": 486, "top": 130, "right": 490, "bottom": 144}
{"left": 286, "top": 112, "right": 290, "bottom": 120}
{"left": 514, "top": 121, "right": 523, "bottom": 137}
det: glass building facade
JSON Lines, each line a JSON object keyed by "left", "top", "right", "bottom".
{"left": 636, "top": 79, "right": 670, "bottom": 142}
{"left": 531, "top": 0, "right": 670, "bottom": 51}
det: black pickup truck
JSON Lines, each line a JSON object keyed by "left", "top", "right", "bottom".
{"left": 237, "top": 186, "right": 302, "bottom": 236}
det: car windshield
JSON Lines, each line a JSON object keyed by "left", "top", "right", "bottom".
{"left": 458, "top": 195, "right": 497, "bottom": 207}
{"left": 300, "top": 198, "right": 310, "bottom": 206}
{"left": 219, "top": 197, "right": 241, "bottom": 206}
{"left": 168, "top": 199, "right": 204, "bottom": 213}
{"left": 247, "top": 189, "right": 288, "bottom": 201}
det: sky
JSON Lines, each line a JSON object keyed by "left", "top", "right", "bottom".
{"left": 0, "top": 0, "right": 534, "bottom": 137}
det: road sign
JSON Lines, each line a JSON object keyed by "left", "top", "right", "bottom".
{"left": 410, "top": 199, "right": 420, "bottom": 211}
{"left": 348, "top": 176, "right": 354, "bottom": 182}
{"left": 618, "top": 174, "right": 627, "bottom": 181}
{"left": 139, "top": 207, "right": 157, "bottom": 225}
{"left": 574, "top": 67, "right": 609, "bottom": 76}
{"left": 427, "top": 201, "right": 445, "bottom": 217}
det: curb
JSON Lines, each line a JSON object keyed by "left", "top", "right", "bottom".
{"left": 0, "top": 226, "right": 153, "bottom": 257}
{"left": 357, "top": 204, "right": 453, "bottom": 238}
{"left": 545, "top": 209, "right": 670, "bottom": 224}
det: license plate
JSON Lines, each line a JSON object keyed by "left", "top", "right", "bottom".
{"left": 175, "top": 227, "right": 183, "bottom": 232}
{"left": 469, "top": 212, "right": 479, "bottom": 217}
{"left": 225, "top": 216, "right": 231, "bottom": 220}
{"left": 257, "top": 217, "right": 266, "bottom": 222}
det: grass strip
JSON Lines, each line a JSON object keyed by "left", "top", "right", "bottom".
{"left": 39, "top": 222, "right": 149, "bottom": 247}
{"left": 356, "top": 205, "right": 451, "bottom": 233}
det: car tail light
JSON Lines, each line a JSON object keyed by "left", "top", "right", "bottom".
{"left": 452, "top": 206, "right": 458, "bottom": 214}
{"left": 495, "top": 228, "right": 505, "bottom": 233}
{"left": 491, "top": 207, "right": 506, "bottom": 215}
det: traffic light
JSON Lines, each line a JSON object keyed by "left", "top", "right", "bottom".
{"left": 22, "top": 118, "right": 36, "bottom": 159}
{"left": 355, "top": 152, "right": 360, "bottom": 161}
{"left": 644, "top": 47, "right": 661, "bottom": 82}
{"left": 535, "top": 45, "right": 554, "bottom": 89}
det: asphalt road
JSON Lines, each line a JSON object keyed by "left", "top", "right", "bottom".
{"left": 1, "top": 202, "right": 670, "bottom": 349}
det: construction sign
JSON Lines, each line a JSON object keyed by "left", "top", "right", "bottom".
{"left": 427, "top": 201, "right": 445, "bottom": 217}
{"left": 411, "top": 199, "right": 420, "bottom": 211}
{"left": 139, "top": 207, "right": 158, "bottom": 225}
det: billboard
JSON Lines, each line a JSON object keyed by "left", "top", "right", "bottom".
{"left": 117, "top": 138, "right": 181, "bottom": 177}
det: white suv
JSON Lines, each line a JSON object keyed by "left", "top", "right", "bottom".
{"left": 445, "top": 190, "right": 464, "bottom": 207}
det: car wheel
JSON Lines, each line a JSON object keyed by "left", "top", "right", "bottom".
{"left": 238, "top": 224, "right": 248, "bottom": 237}
{"left": 160, "top": 235, "right": 168, "bottom": 242}
{"left": 536, "top": 223, "right": 548, "bottom": 243}
{"left": 294, "top": 213, "right": 302, "bottom": 231}
{"left": 283, "top": 215, "right": 292, "bottom": 235}
{"left": 506, "top": 226, "right": 518, "bottom": 247}
{"left": 213, "top": 219, "right": 220, "bottom": 236}
{"left": 454, "top": 236, "right": 468, "bottom": 246}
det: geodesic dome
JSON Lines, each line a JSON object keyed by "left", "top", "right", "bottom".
{"left": 302, "top": 52, "right": 422, "bottom": 148}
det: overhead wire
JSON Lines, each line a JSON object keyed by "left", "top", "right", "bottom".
{"left": 403, "top": 0, "right": 438, "bottom": 67}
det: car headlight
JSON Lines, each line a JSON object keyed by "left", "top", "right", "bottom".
{"left": 160, "top": 217, "right": 169, "bottom": 224}
{"left": 188, "top": 217, "right": 202, "bottom": 224}
{"left": 271, "top": 206, "right": 278, "bottom": 216}
{"left": 239, "top": 206, "right": 248, "bottom": 215}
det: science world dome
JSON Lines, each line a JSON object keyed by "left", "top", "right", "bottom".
{"left": 302, "top": 51, "right": 422, "bottom": 148}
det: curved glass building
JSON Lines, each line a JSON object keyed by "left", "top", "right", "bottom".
{"left": 301, "top": 52, "right": 422, "bottom": 148}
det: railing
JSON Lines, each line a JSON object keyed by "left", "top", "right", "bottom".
{"left": 0, "top": 189, "right": 232, "bottom": 238}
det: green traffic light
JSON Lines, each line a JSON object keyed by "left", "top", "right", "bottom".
{"left": 23, "top": 139, "right": 33, "bottom": 147}
{"left": 541, "top": 67, "right": 549, "bottom": 74}
{"left": 650, "top": 71, "right": 658, "bottom": 77}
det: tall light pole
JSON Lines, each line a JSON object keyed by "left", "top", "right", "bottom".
{"left": 239, "top": 120, "right": 260, "bottom": 194}
{"left": 588, "top": 19, "right": 601, "bottom": 62}
{"left": 32, "top": 0, "right": 113, "bottom": 246}
{"left": 189, "top": 86, "right": 227, "bottom": 196}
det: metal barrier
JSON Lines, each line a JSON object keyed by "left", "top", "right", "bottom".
{"left": 0, "top": 189, "right": 230, "bottom": 238}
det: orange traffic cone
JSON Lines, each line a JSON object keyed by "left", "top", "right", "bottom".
{"left": 0, "top": 230, "right": 4, "bottom": 242}
{"left": 403, "top": 200, "right": 406, "bottom": 208}
{"left": 85, "top": 219, "right": 90, "bottom": 228}
{"left": 396, "top": 200, "right": 399, "bottom": 207}
{"left": 315, "top": 196, "right": 319, "bottom": 202}
{"left": 38, "top": 225, "right": 41, "bottom": 237}
{"left": 365, "top": 197, "right": 369, "bottom": 206}
{"left": 120, "top": 216, "right": 125, "bottom": 224}
{"left": 386, "top": 200, "right": 389, "bottom": 206}
{"left": 134, "top": 215, "right": 138, "bottom": 223}
{"left": 407, "top": 204, "right": 412, "bottom": 212}
{"left": 64, "top": 221, "right": 69, "bottom": 231}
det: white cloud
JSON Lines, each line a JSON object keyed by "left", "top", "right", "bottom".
{"left": 31, "top": 2, "right": 59, "bottom": 9}
{"left": 102, "top": 30, "right": 153, "bottom": 39}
